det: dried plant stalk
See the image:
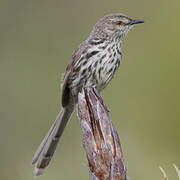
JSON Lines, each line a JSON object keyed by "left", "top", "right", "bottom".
{"left": 173, "top": 164, "right": 180, "bottom": 180}
{"left": 160, "top": 165, "right": 180, "bottom": 180}
{"left": 159, "top": 167, "right": 168, "bottom": 180}
{"left": 77, "top": 88, "right": 126, "bottom": 180}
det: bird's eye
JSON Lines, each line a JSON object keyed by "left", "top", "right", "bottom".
{"left": 116, "top": 21, "right": 123, "bottom": 25}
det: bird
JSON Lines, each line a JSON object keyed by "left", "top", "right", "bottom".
{"left": 31, "top": 13, "right": 144, "bottom": 176}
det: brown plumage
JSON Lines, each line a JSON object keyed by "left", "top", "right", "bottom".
{"left": 31, "top": 13, "right": 144, "bottom": 175}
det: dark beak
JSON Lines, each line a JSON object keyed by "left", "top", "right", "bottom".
{"left": 126, "top": 19, "right": 144, "bottom": 25}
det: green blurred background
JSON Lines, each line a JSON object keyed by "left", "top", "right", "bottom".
{"left": 0, "top": 0, "right": 180, "bottom": 179}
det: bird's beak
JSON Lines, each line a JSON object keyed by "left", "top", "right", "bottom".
{"left": 126, "top": 19, "right": 144, "bottom": 25}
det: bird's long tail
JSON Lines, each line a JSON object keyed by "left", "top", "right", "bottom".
{"left": 31, "top": 106, "right": 74, "bottom": 176}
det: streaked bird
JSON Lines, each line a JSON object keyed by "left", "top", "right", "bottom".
{"left": 31, "top": 13, "right": 144, "bottom": 176}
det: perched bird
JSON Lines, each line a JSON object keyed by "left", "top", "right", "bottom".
{"left": 31, "top": 13, "right": 144, "bottom": 175}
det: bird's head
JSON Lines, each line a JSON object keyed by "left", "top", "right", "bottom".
{"left": 91, "top": 13, "right": 144, "bottom": 40}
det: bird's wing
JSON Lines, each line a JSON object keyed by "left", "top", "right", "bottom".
{"left": 61, "top": 40, "right": 89, "bottom": 107}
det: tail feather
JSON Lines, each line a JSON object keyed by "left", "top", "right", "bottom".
{"left": 31, "top": 114, "right": 59, "bottom": 165}
{"left": 31, "top": 106, "right": 74, "bottom": 175}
